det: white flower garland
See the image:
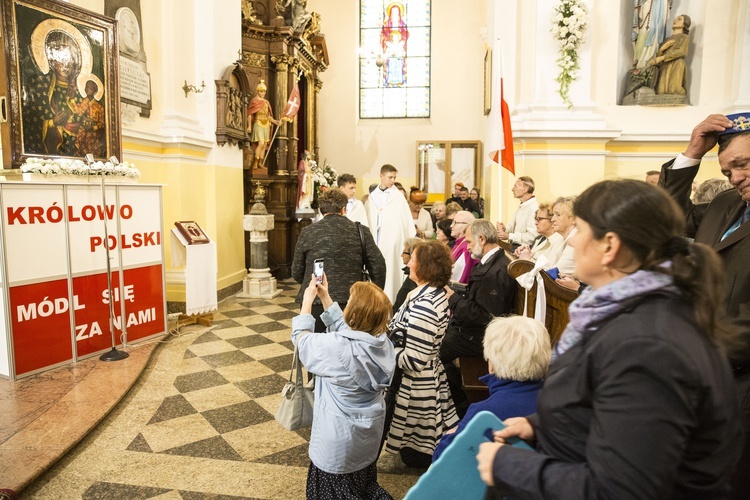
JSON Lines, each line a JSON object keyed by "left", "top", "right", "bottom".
{"left": 21, "top": 157, "right": 141, "bottom": 178}
{"left": 551, "top": 0, "right": 588, "bottom": 108}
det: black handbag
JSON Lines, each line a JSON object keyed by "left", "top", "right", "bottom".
{"left": 380, "top": 326, "right": 406, "bottom": 454}
{"left": 355, "top": 222, "right": 372, "bottom": 282}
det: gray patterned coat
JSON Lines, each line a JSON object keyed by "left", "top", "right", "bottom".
{"left": 292, "top": 214, "right": 386, "bottom": 303}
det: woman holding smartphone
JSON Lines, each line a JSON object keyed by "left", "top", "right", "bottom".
{"left": 293, "top": 275, "right": 395, "bottom": 499}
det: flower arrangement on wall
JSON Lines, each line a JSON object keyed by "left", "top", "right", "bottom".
{"left": 21, "top": 157, "right": 141, "bottom": 178}
{"left": 551, "top": 0, "right": 588, "bottom": 108}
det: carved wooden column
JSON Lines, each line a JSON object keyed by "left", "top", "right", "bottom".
{"left": 303, "top": 74, "right": 313, "bottom": 154}
{"left": 271, "top": 54, "right": 293, "bottom": 175}
{"left": 313, "top": 78, "right": 323, "bottom": 159}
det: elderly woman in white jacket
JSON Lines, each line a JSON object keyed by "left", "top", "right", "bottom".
{"left": 292, "top": 275, "right": 396, "bottom": 499}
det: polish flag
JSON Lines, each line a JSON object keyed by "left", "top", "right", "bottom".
{"left": 488, "top": 51, "right": 515, "bottom": 175}
{"left": 281, "top": 82, "right": 301, "bottom": 120}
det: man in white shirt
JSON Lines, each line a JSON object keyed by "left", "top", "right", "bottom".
{"left": 497, "top": 176, "right": 539, "bottom": 248}
{"left": 365, "top": 164, "right": 416, "bottom": 301}
{"left": 337, "top": 173, "right": 368, "bottom": 226}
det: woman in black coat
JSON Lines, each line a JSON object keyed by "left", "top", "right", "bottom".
{"left": 477, "top": 180, "right": 743, "bottom": 499}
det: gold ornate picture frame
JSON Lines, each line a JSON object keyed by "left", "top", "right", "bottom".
{"left": 0, "top": 0, "right": 121, "bottom": 167}
{"left": 483, "top": 49, "right": 492, "bottom": 116}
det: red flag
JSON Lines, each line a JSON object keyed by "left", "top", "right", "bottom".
{"left": 489, "top": 78, "right": 515, "bottom": 175}
{"left": 281, "top": 82, "right": 301, "bottom": 120}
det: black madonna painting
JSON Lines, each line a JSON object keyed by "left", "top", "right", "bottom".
{"left": 0, "top": 0, "right": 120, "bottom": 167}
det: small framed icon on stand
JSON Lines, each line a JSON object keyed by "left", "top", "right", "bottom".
{"left": 174, "top": 221, "right": 210, "bottom": 244}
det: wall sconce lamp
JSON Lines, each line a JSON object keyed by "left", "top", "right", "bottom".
{"left": 182, "top": 80, "right": 206, "bottom": 97}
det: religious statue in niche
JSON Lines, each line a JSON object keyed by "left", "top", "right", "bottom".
{"left": 286, "top": 0, "right": 312, "bottom": 32}
{"left": 247, "top": 80, "right": 280, "bottom": 170}
{"left": 649, "top": 14, "right": 691, "bottom": 98}
{"left": 226, "top": 86, "right": 244, "bottom": 131}
{"left": 633, "top": 0, "right": 671, "bottom": 71}
{"left": 297, "top": 150, "right": 314, "bottom": 211}
{"left": 623, "top": 10, "right": 691, "bottom": 106}
{"left": 215, "top": 63, "right": 252, "bottom": 149}
{"left": 622, "top": 0, "right": 692, "bottom": 106}
{"left": 380, "top": 2, "right": 408, "bottom": 87}
{"left": 623, "top": 0, "right": 670, "bottom": 104}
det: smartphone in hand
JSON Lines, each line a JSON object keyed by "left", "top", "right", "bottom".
{"left": 313, "top": 258, "right": 324, "bottom": 284}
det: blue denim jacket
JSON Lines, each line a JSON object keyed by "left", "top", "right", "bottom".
{"left": 292, "top": 303, "right": 395, "bottom": 474}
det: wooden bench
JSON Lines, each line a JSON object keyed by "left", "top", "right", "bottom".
{"left": 507, "top": 259, "right": 578, "bottom": 346}
{"left": 458, "top": 259, "right": 578, "bottom": 404}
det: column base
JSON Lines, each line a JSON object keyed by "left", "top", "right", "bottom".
{"left": 236, "top": 272, "right": 282, "bottom": 299}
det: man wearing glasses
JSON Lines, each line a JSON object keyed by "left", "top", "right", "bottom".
{"left": 513, "top": 203, "right": 565, "bottom": 263}
{"left": 450, "top": 211, "right": 478, "bottom": 284}
{"left": 440, "top": 219, "right": 515, "bottom": 418}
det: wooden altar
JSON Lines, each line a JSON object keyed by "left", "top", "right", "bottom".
{"left": 240, "top": 1, "right": 328, "bottom": 278}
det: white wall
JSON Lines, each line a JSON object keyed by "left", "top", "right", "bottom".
{"left": 309, "top": 0, "right": 488, "bottom": 193}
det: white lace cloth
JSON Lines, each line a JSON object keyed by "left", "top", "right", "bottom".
{"left": 515, "top": 255, "right": 548, "bottom": 325}
{"left": 171, "top": 229, "right": 218, "bottom": 315}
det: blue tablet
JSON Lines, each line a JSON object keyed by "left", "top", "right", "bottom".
{"left": 403, "top": 411, "right": 533, "bottom": 500}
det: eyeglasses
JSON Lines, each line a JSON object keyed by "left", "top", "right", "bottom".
{"left": 534, "top": 217, "right": 551, "bottom": 221}
{"left": 451, "top": 221, "right": 468, "bottom": 226}
{"left": 401, "top": 251, "right": 411, "bottom": 256}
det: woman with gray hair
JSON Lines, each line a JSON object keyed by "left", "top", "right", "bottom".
{"left": 432, "top": 316, "right": 549, "bottom": 461}
{"left": 694, "top": 178, "right": 733, "bottom": 204}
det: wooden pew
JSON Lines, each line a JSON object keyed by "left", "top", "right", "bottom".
{"left": 539, "top": 269, "right": 578, "bottom": 346}
{"left": 457, "top": 259, "right": 578, "bottom": 404}
{"left": 457, "top": 260, "right": 531, "bottom": 404}
{"left": 507, "top": 260, "right": 536, "bottom": 319}
{"left": 507, "top": 259, "right": 578, "bottom": 346}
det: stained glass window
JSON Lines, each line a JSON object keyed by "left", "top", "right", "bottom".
{"left": 360, "top": 1, "right": 431, "bottom": 118}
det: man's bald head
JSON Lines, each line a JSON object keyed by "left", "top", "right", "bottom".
{"left": 450, "top": 210, "right": 476, "bottom": 238}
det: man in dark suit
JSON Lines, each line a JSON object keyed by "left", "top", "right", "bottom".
{"left": 660, "top": 113, "right": 750, "bottom": 498}
{"left": 439, "top": 219, "right": 515, "bottom": 416}
{"left": 292, "top": 188, "right": 386, "bottom": 331}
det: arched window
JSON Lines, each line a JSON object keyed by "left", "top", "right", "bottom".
{"left": 359, "top": 1, "right": 431, "bottom": 118}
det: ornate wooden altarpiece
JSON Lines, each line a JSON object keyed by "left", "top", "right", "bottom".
{"left": 239, "top": 0, "right": 328, "bottom": 279}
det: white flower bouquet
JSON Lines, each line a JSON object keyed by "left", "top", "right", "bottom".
{"left": 551, "top": 0, "right": 588, "bottom": 107}
{"left": 311, "top": 160, "right": 338, "bottom": 198}
{"left": 21, "top": 157, "right": 141, "bottom": 178}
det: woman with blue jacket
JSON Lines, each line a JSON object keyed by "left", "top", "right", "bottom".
{"left": 292, "top": 275, "right": 396, "bottom": 499}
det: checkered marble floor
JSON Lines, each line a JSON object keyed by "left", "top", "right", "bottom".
{"left": 23, "top": 280, "right": 422, "bottom": 499}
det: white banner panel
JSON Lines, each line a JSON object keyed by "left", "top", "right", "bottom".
{"left": 66, "top": 185, "right": 120, "bottom": 274}
{"left": 2, "top": 185, "right": 68, "bottom": 284}
{"left": 117, "top": 186, "right": 163, "bottom": 267}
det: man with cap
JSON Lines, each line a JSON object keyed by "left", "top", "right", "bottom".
{"left": 659, "top": 113, "right": 750, "bottom": 498}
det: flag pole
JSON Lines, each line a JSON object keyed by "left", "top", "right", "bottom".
{"left": 260, "top": 124, "right": 281, "bottom": 169}
{"left": 260, "top": 70, "right": 303, "bottom": 169}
